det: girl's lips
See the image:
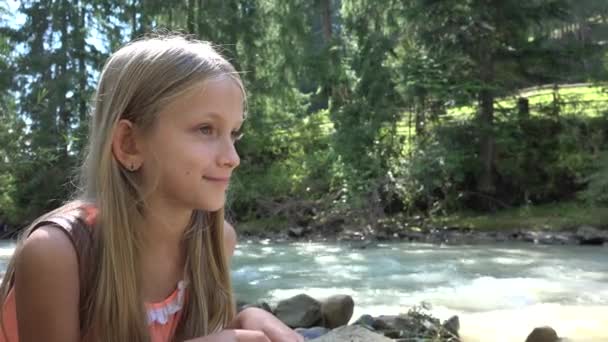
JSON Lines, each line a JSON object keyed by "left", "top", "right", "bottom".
{"left": 203, "top": 176, "right": 230, "bottom": 182}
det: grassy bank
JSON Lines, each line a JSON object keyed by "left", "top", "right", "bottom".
{"left": 431, "top": 202, "right": 608, "bottom": 230}
{"left": 235, "top": 201, "right": 608, "bottom": 237}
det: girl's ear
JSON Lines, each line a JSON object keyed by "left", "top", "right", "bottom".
{"left": 111, "top": 119, "right": 144, "bottom": 172}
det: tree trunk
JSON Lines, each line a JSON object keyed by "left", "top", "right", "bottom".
{"left": 58, "top": 0, "right": 70, "bottom": 160}
{"left": 198, "top": 0, "right": 205, "bottom": 37}
{"left": 318, "top": 0, "right": 333, "bottom": 108}
{"left": 415, "top": 91, "right": 426, "bottom": 136}
{"left": 77, "top": 1, "right": 87, "bottom": 131}
{"left": 131, "top": 0, "right": 137, "bottom": 39}
{"left": 320, "top": 0, "right": 332, "bottom": 42}
{"left": 187, "top": 0, "right": 195, "bottom": 33}
{"left": 476, "top": 54, "right": 496, "bottom": 199}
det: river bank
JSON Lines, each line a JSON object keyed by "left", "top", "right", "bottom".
{"left": 235, "top": 202, "right": 608, "bottom": 246}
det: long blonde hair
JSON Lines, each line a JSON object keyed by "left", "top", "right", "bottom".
{"left": 0, "top": 35, "right": 243, "bottom": 341}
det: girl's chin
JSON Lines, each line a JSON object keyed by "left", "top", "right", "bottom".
{"left": 198, "top": 199, "right": 226, "bottom": 212}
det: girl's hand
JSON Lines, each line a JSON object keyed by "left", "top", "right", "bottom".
{"left": 236, "top": 307, "right": 305, "bottom": 342}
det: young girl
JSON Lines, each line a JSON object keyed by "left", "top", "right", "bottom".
{"left": 0, "top": 35, "right": 303, "bottom": 342}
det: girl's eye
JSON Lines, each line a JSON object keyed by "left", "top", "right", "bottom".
{"left": 231, "top": 130, "right": 244, "bottom": 142}
{"left": 199, "top": 125, "right": 213, "bottom": 135}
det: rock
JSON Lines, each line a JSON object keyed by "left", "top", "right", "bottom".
{"left": 398, "top": 230, "right": 425, "bottom": 241}
{"left": 311, "top": 325, "right": 392, "bottom": 342}
{"left": 541, "top": 233, "right": 576, "bottom": 245}
{"left": 522, "top": 231, "right": 542, "bottom": 243}
{"left": 274, "top": 294, "right": 322, "bottom": 328}
{"left": 525, "top": 326, "right": 559, "bottom": 342}
{"left": 376, "top": 231, "right": 391, "bottom": 241}
{"left": 374, "top": 315, "right": 420, "bottom": 331}
{"left": 352, "top": 314, "right": 376, "bottom": 330}
{"left": 576, "top": 225, "right": 608, "bottom": 245}
{"left": 351, "top": 240, "right": 374, "bottom": 249}
{"left": 288, "top": 227, "right": 306, "bottom": 238}
{"left": 382, "top": 329, "right": 402, "bottom": 338}
{"left": 295, "top": 326, "right": 330, "bottom": 340}
{"left": 240, "top": 301, "right": 273, "bottom": 313}
{"left": 236, "top": 300, "right": 249, "bottom": 312}
{"left": 442, "top": 315, "right": 460, "bottom": 337}
{"left": 320, "top": 294, "right": 354, "bottom": 329}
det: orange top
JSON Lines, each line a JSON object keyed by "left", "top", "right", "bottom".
{"left": 0, "top": 283, "right": 185, "bottom": 342}
{"left": 0, "top": 204, "right": 186, "bottom": 341}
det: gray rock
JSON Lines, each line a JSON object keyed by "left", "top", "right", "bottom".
{"left": 295, "top": 326, "right": 330, "bottom": 340}
{"left": 274, "top": 294, "right": 322, "bottom": 328}
{"left": 241, "top": 301, "right": 273, "bottom": 313}
{"left": 311, "top": 325, "right": 392, "bottom": 342}
{"left": 522, "top": 231, "right": 542, "bottom": 243}
{"left": 442, "top": 315, "right": 460, "bottom": 337}
{"left": 542, "top": 233, "right": 576, "bottom": 245}
{"left": 320, "top": 294, "right": 354, "bottom": 329}
{"left": 236, "top": 300, "right": 249, "bottom": 312}
{"left": 398, "top": 230, "right": 425, "bottom": 241}
{"left": 576, "top": 225, "right": 608, "bottom": 245}
{"left": 352, "top": 314, "right": 376, "bottom": 330}
{"left": 525, "top": 326, "right": 559, "bottom": 342}
{"left": 289, "top": 227, "right": 306, "bottom": 238}
{"left": 373, "top": 315, "right": 419, "bottom": 331}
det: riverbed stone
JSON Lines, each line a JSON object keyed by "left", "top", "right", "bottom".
{"left": 295, "top": 326, "right": 330, "bottom": 340}
{"left": 274, "top": 294, "right": 322, "bottom": 328}
{"left": 310, "top": 325, "right": 392, "bottom": 342}
{"left": 352, "top": 314, "right": 376, "bottom": 330}
{"left": 374, "top": 314, "right": 420, "bottom": 331}
{"left": 320, "top": 294, "right": 354, "bottom": 328}
{"left": 240, "top": 301, "right": 273, "bottom": 313}
{"left": 443, "top": 315, "right": 460, "bottom": 337}
{"left": 289, "top": 227, "right": 306, "bottom": 238}
{"left": 576, "top": 225, "right": 608, "bottom": 245}
{"left": 525, "top": 326, "right": 559, "bottom": 342}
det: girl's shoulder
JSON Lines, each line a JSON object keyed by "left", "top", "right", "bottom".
{"left": 9, "top": 216, "right": 84, "bottom": 341}
{"left": 18, "top": 224, "right": 81, "bottom": 288}
{"left": 16, "top": 201, "right": 100, "bottom": 285}
{"left": 17, "top": 200, "right": 99, "bottom": 276}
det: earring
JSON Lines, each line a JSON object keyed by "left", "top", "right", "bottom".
{"left": 130, "top": 162, "right": 135, "bottom": 171}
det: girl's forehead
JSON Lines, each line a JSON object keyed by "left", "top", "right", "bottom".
{"left": 159, "top": 78, "right": 244, "bottom": 123}
{"left": 196, "top": 77, "right": 245, "bottom": 104}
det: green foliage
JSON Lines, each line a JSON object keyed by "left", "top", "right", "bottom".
{"left": 389, "top": 113, "right": 606, "bottom": 213}
{"left": 436, "top": 201, "right": 608, "bottom": 230}
{"left": 579, "top": 149, "right": 608, "bottom": 205}
{"left": 1, "top": 0, "right": 608, "bottom": 229}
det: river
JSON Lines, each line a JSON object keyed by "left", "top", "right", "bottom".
{"left": 232, "top": 240, "right": 608, "bottom": 342}
{"left": 1, "top": 240, "right": 607, "bottom": 341}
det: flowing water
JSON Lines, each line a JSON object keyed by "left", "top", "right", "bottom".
{"left": 232, "top": 240, "right": 608, "bottom": 342}
{"left": 1, "top": 240, "right": 607, "bottom": 341}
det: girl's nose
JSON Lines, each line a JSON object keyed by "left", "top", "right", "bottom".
{"left": 219, "top": 138, "right": 240, "bottom": 169}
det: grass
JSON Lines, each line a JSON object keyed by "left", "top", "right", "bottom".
{"left": 236, "top": 202, "right": 608, "bottom": 237}
{"left": 235, "top": 216, "right": 289, "bottom": 236}
{"left": 445, "top": 83, "right": 608, "bottom": 120}
{"left": 394, "top": 83, "right": 608, "bottom": 155}
{"left": 433, "top": 201, "right": 608, "bottom": 230}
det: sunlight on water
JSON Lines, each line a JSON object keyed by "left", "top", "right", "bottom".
{"left": 459, "top": 304, "right": 608, "bottom": 342}
{"left": 1, "top": 239, "right": 607, "bottom": 341}
{"left": 490, "top": 256, "right": 536, "bottom": 265}
{"left": 232, "top": 241, "right": 608, "bottom": 341}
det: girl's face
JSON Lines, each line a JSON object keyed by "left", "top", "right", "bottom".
{"left": 141, "top": 77, "right": 244, "bottom": 212}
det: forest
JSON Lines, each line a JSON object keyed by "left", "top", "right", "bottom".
{"left": 1, "top": 0, "right": 608, "bottom": 233}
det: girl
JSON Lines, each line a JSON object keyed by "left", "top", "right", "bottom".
{"left": 0, "top": 35, "right": 304, "bottom": 342}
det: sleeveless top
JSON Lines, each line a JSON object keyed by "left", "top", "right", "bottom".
{"left": 0, "top": 203, "right": 186, "bottom": 342}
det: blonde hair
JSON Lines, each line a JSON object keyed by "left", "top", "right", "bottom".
{"left": 0, "top": 34, "right": 243, "bottom": 341}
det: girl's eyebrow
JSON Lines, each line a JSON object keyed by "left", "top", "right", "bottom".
{"left": 201, "top": 112, "right": 244, "bottom": 127}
